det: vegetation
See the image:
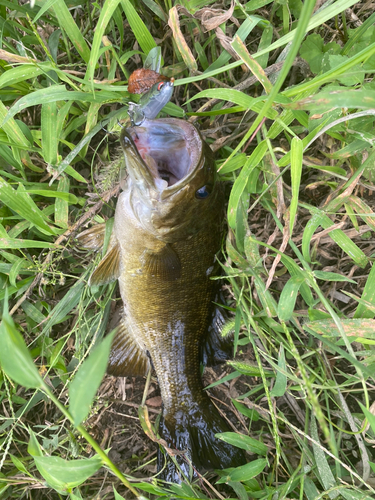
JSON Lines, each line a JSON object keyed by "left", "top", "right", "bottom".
{"left": 1, "top": 0, "right": 375, "bottom": 498}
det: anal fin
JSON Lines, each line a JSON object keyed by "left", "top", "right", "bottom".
{"left": 107, "top": 319, "right": 150, "bottom": 377}
{"left": 89, "top": 242, "right": 121, "bottom": 286}
{"left": 142, "top": 244, "right": 181, "bottom": 281}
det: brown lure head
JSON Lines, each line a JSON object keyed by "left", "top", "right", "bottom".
{"left": 128, "top": 68, "right": 171, "bottom": 95}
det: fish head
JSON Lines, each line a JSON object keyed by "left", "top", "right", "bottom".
{"left": 120, "top": 118, "right": 222, "bottom": 241}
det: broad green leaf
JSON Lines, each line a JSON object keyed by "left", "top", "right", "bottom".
{"left": 270, "top": 344, "right": 287, "bottom": 397}
{"left": 114, "top": 487, "right": 126, "bottom": 499}
{"left": 302, "top": 209, "right": 367, "bottom": 268}
{"left": 289, "top": 136, "right": 303, "bottom": 234}
{"left": 253, "top": 274, "right": 278, "bottom": 317}
{"left": 306, "top": 318, "right": 375, "bottom": 344}
{"left": 232, "top": 400, "right": 260, "bottom": 421}
{"left": 280, "top": 254, "right": 314, "bottom": 307}
{"left": 187, "top": 89, "right": 278, "bottom": 119}
{"left": 26, "top": 190, "right": 78, "bottom": 204}
{"left": 257, "top": 24, "right": 273, "bottom": 69}
{"left": 359, "top": 402, "right": 375, "bottom": 435}
{"left": 0, "top": 238, "right": 57, "bottom": 249}
{"left": 32, "top": 0, "right": 60, "bottom": 23}
{"left": 306, "top": 325, "right": 373, "bottom": 378}
{"left": 278, "top": 275, "right": 305, "bottom": 322}
{"left": 300, "top": 33, "right": 324, "bottom": 73}
{"left": 69, "top": 331, "right": 115, "bottom": 426}
{"left": 228, "top": 142, "right": 268, "bottom": 229}
{"left": 41, "top": 101, "right": 58, "bottom": 165}
{"left": 303, "top": 476, "right": 321, "bottom": 500}
{"left": 313, "top": 271, "right": 356, "bottom": 283}
{"left": 216, "top": 459, "right": 267, "bottom": 483}
{"left": 216, "top": 432, "right": 268, "bottom": 455}
{"left": 310, "top": 416, "right": 338, "bottom": 499}
{"left": 27, "top": 429, "right": 43, "bottom": 457}
{"left": 121, "top": 0, "right": 156, "bottom": 55}
{"left": 21, "top": 301, "right": 46, "bottom": 324}
{"left": 9, "top": 258, "right": 28, "bottom": 287}
{"left": 231, "top": 36, "right": 272, "bottom": 94}
{"left": 342, "top": 11, "right": 375, "bottom": 55}
{"left": 286, "top": 40, "right": 375, "bottom": 97}
{"left": 86, "top": 0, "right": 123, "bottom": 84}
{"left": 52, "top": 0, "right": 91, "bottom": 63}
{"left": 0, "top": 102, "right": 31, "bottom": 174}
{"left": 33, "top": 455, "right": 102, "bottom": 493}
{"left": 354, "top": 262, "right": 375, "bottom": 319}
{"left": 10, "top": 454, "right": 29, "bottom": 475}
{"left": 0, "top": 277, "right": 34, "bottom": 301}
{"left": 140, "top": 0, "right": 167, "bottom": 22}
{"left": 2, "top": 85, "right": 121, "bottom": 126}
{"left": 288, "top": 89, "right": 375, "bottom": 111}
{"left": 55, "top": 176, "right": 69, "bottom": 228}
{"left": 0, "top": 64, "right": 45, "bottom": 89}
{"left": 0, "top": 177, "right": 57, "bottom": 236}
{"left": 217, "top": 153, "right": 247, "bottom": 175}
{"left": 40, "top": 279, "right": 86, "bottom": 334}
{"left": 0, "top": 301, "right": 43, "bottom": 389}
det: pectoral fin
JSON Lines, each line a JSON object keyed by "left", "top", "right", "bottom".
{"left": 142, "top": 244, "right": 181, "bottom": 281}
{"left": 107, "top": 319, "right": 150, "bottom": 377}
{"left": 77, "top": 223, "right": 106, "bottom": 250}
{"left": 89, "top": 243, "right": 121, "bottom": 286}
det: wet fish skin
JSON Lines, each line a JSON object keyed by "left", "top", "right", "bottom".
{"left": 84, "top": 118, "right": 246, "bottom": 481}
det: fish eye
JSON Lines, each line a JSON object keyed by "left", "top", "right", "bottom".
{"left": 195, "top": 185, "right": 212, "bottom": 199}
{"left": 157, "top": 82, "right": 164, "bottom": 91}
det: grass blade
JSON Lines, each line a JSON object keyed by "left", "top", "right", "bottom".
{"left": 121, "top": 0, "right": 156, "bottom": 55}
{"left": 52, "top": 0, "right": 91, "bottom": 63}
{"left": 69, "top": 332, "right": 115, "bottom": 427}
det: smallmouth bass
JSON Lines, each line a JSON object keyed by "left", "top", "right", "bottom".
{"left": 79, "top": 118, "right": 245, "bottom": 481}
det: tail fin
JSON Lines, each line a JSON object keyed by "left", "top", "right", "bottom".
{"left": 157, "top": 398, "right": 246, "bottom": 482}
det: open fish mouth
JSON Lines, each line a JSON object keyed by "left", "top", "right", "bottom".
{"left": 121, "top": 118, "right": 202, "bottom": 193}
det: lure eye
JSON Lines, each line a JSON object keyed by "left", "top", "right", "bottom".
{"left": 195, "top": 185, "right": 212, "bottom": 199}
{"left": 157, "top": 82, "right": 164, "bottom": 91}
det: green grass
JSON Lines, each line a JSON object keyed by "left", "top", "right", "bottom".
{"left": 1, "top": 0, "right": 375, "bottom": 498}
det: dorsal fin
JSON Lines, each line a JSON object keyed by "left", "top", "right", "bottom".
{"left": 89, "top": 243, "right": 121, "bottom": 286}
{"left": 142, "top": 244, "right": 181, "bottom": 281}
{"left": 107, "top": 319, "right": 150, "bottom": 377}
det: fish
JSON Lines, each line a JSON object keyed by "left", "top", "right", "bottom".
{"left": 78, "top": 118, "right": 246, "bottom": 481}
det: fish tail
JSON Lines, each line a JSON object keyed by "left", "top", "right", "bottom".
{"left": 157, "top": 398, "right": 246, "bottom": 482}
